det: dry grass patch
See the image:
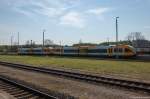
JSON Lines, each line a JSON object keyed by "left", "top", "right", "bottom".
{"left": 0, "top": 55, "right": 150, "bottom": 81}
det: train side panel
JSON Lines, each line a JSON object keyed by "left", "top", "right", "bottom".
{"left": 63, "top": 47, "right": 79, "bottom": 56}
{"left": 87, "top": 46, "right": 109, "bottom": 57}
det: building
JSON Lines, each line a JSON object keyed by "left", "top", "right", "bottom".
{"left": 132, "top": 40, "right": 150, "bottom": 54}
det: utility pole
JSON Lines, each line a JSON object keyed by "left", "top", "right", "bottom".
{"left": 31, "top": 40, "right": 33, "bottom": 48}
{"left": 10, "top": 35, "right": 13, "bottom": 52}
{"left": 18, "top": 32, "right": 19, "bottom": 48}
{"left": 107, "top": 37, "right": 109, "bottom": 45}
{"left": 43, "top": 29, "right": 46, "bottom": 48}
{"left": 59, "top": 41, "right": 62, "bottom": 47}
{"left": 116, "top": 17, "right": 119, "bottom": 58}
{"left": 60, "top": 41, "right": 62, "bottom": 56}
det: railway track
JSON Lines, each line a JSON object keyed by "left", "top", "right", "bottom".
{"left": 0, "top": 61, "right": 150, "bottom": 94}
{"left": 0, "top": 75, "right": 58, "bottom": 99}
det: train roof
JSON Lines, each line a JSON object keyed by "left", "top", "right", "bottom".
{"left": 18, "top": 47, "right": 53, "bottom": 49}
{"left": 18, "top": 45, "right": 134, "bottom": 50}
{"left": 63, "top": 46, "right": 78, "bottom": 49}
{"left": 63, "top": 46, "right": 111, "bottom": 49}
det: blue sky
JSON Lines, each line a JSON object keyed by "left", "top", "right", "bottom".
{"left": 0, "top": 0, "right": 150, "bottom": 45}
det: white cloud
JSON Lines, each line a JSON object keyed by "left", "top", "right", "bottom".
{"left": 33, "top": 7, "right": 65, "bottom": 18}
{"left": 4, "top": 0, "right": 111, "bottom": 28}
{"left": 13, "top": 7, "right": 35, "bottom": 18}
{"left": 9, "top": 0, "right": 79, "bottom": 18}
{"left": 86, "top": 8, "right": 110, "bottom": 15}
{"left": 59, "top": 12, "right": 85, "bottom": 28}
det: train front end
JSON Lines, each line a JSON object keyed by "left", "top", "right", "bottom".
{"left": 120, "top": 45, "right": 136, "bottom": 58}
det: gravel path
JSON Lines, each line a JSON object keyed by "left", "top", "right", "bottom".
{"left": 0, "top": 65, "right": 149, "bottom": 99}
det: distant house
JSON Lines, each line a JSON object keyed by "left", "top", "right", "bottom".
{"left": 132, "top": 40, "right": 150, "bottom": 54}
{"left": 132, "top": 40, "right": 150, "bottom": 48}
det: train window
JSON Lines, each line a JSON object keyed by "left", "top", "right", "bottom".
{"left": 79, "top": 49, "right": 88, "bottom": 53}
{"left": 88, "top": 49, "right": 107, "bottom": 53}
{"left": 34, "top": 49, "right": 42, "bottom": 52}
{"left": 100, "top": 49, "right": 107, "bottom": 53}
{"left": 114, "top": 48, "right": 122, "bottom": 52}
{"left": 64, "top": 49, "right": 78, "bottom": 53}
{"left": 114, "top": 48, "right": 117, "bottom": 52}
{"left": 55, "top": 49, "right": 61, "bottom": 52}
{"left": 119, "top": 48, "right": 122, "bottom": 52}
{"left": 114, "top": 48, "right": 123, "bottom": 53}
{"left": 26, "top": 50, "right": 31, "bottom": 52}
{"left": 125, "top": 48, "right": 131, "bottom": 52}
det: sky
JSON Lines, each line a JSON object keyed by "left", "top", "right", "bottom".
{"left": 0, "top": 0, "right": 150, "bottom": 45}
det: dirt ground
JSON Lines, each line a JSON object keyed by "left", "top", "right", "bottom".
{"left": 0, "top": 65, "right": 149, "bottom": 99}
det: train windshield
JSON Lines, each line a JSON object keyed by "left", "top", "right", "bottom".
{"left": 128, "top": 45, "right": 136, "bottom": 53}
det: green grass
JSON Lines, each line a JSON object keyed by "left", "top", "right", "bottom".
{"left": 0, "top": 55, "right": 150, "bottom": 81}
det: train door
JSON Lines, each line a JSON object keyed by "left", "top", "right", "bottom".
{"left": 79, "top": 47, "right": 88, "bottom": 56}
{"left": 108, "top": 48, "right": 113, "bottom": 57}
{"left": 44, "top": 48, "right": 50, "bottom": 55}
{"left": 29, "top": 48, "right": 33, "bottom": 55}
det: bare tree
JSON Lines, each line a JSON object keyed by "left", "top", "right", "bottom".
{"left": 79, "top": 39, "right": 83, "bottom": 44}
{"left": 25, "top": 40, "right": 30, "bottom": 45}
{"left": 126, "top": 32, "right": 146, "bottom": 47}
{"left": 13, "top": 42, "right": 18, "bottom": 46}
{"left": 126, "top": 32, "right": 145, "bottom": 42}
{"left": 32, "top": 41, "right": 36, "bottom": 47}
{"left": 44, "top": 39, "right": 54, "bottom": 46}
{"left": 134, "top": 32, "right": 145, "bottom": 40}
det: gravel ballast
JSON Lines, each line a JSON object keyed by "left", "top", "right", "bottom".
{"left": 0, "top": 65, "right": 149, "bottom": 99}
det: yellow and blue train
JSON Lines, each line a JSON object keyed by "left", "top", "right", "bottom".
{"left": 18, "top": 45, "right": 136, "bottom": 58}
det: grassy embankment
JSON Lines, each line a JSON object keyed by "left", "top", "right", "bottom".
{"left": 0, "top": 55, "right": 150, "bottom": 81}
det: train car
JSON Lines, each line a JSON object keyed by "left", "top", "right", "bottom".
{"left": 62, "top": 46, "right": 79, "bottom": 56}
{"left": 62, "top": 45, "right": 136, "bottom": 57}
{"left": 31, "top": 48, "right": 43, "bottom": 55}
{"left": 87, "top": 46, "right": 109, "bottom": 57}
{"left": 108, "top": 45, "right": 136, "bottom": 57}
{"left": 78, "top": 46, "right": 88, "bottom": 56}
{"left": 43, "top": 47, "right": 53, "bottom": 55}
{"left": 18, "top": 47, "right": 53, "bottom": 55}
{"left": 52, "top": 47, "right": 63, "bottom": 55}
{"left": 18, "top": 48, "right": 32, "bottom": 55}
{"left": 136, "top": 47, "right": 150, "bottom": 54}
{"left": 18, "top": 45, "right": 136, "bottom": 58}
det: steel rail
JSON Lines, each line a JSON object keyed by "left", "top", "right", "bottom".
{"left": 0, "top": 75, "right": 58, "bottom": 99}
{"left": 0, "top": 61, "right": 150, "bottom": 94}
